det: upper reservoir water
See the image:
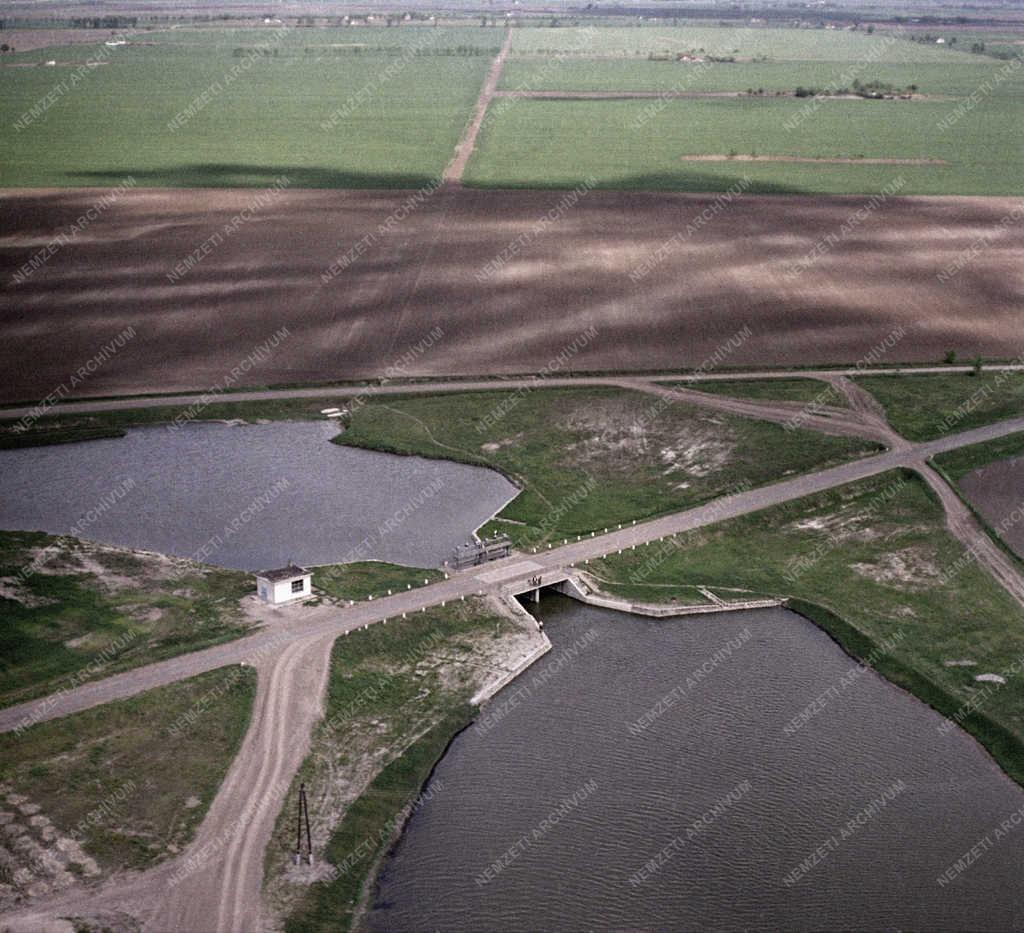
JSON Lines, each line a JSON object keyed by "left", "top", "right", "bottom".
{"left": 369, "top": 596, "right": 1024, "bottom": 932}
{"left": 0, "top": 421, "right": 517, "bottom": 570}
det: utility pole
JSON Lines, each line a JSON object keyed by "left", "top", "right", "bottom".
{"left": 295, "top": 783, "right": 313, "bottom": 866}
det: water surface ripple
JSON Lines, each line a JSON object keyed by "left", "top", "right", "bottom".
{"left": 370, "top": 597, "right": 1024, "bottom": 932}
{"left": 0, "top": 421, "right": 517, "bottom": 570}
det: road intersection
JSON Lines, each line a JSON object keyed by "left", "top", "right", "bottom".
{"left": 2, "top": 376, "right": 1022, "bottom": 932}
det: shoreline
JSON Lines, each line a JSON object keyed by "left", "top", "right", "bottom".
{"left": 568, "top": 571, "right": 1024, "bottom": 789}
{"left": 274, "top": 591, "right": 549, "bottom": 932}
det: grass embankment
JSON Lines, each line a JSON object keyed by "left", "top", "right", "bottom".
{"left": 580, "top": 573, "right": 717, "bottom": 605}
{"left": 0, "top": 395, "right": 345, "bottom": 448}
{"left": 582, "top": 572, "right": 766, "bottom": 606}
{"left": 0, "top": 425, "right": 126, "bottom": 449}
{"left": 856, "top": 371, "right": 1024, "bottom": 441}
{"left": 314, "top": 561, "right": 443, "bottom": 604}
{"left": 931, "top": 432, "right": 1024, "bottom": 566}
{"left": 283, "top": 708, "right": 472, "bottom": 933}
{"left": 267, "top": 598, "right": 540, "bottom": 931}
{"left": 0, "top": 531, "right": 254, "bottom": 710}
{"left": 338, "top": 387, "right": 879, "bottom": 547}
{"left": 591, "top": 470, "right": 1024, "bottom": 786}
{"left": 674, "top": 378, "right": 844, "bottom": 406}
{"left": 0, "top": 667, "right": 255, "bottom": 882}
{"left": 933, "top": 431, "right": 1024, "bottom": 483}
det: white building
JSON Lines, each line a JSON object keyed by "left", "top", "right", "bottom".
{"left": 255, "top": 564, "right": 312, "bottom": 604}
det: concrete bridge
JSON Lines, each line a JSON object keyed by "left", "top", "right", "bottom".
{"left": 484, "top": 561, "right": 571, "bottom": 603}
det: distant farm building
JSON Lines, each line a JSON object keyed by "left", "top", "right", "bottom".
{"left": 256, "top": 564, "right": 312, "bottom": 604}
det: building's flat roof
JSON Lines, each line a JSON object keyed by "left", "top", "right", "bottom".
{"left": 256, "top": 564, "right": 310, "bottom": 582}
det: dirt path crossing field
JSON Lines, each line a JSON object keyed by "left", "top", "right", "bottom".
{"left": 442, "top": 29, "right": 512, "bottom": 186}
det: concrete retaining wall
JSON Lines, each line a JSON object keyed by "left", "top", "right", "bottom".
{"left": 556, "top": 574, "right": 782, "bottom": 619}
{"left": 471, "top": 595, "right": 552, "bottom": 706}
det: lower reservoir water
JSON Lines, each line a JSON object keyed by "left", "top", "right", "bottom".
{"left": 369, "top": 596, "right": 1024, "bottom": 931}
{"left": 0, "top": 421, "right": 517, "bottom": 570}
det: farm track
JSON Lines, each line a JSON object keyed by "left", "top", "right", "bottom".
{"left": 916, "top": 461, "right": 1024, "bottom": 605}
{"left": 169, "top": 633, "right": 335, "bottom": 933}
{"left": 3, "top": 188, "right": 1024, "bottom": 405}
{"left": 443, "top": 29, "right": 512, "bottom": 186}
{"left": 613, "top": 377, "right": 898, "bottom": 445}
{"left": 2, "top": 365, "right": 1022, "bottom": 422}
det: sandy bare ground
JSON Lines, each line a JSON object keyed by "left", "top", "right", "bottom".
{"left": 443, "top": 29, "right": 512, "bottom": 186}
{"left": 1, "top": 187, "right": 1022, "bottom": 405}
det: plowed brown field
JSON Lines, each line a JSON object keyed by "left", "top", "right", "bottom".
{"left": 1, "top": 187, "right": 1021, "bottom": 404}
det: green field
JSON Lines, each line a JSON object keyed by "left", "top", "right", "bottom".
{"left": 338, "top": 387, "right": 879, "bottom": 546}
{"left": 465, "top": 92, "right": 1022, "bottom": 194}
{"left": 676, "top": 378, "right": 844, "bottom": 406}
{"left": 507, "top": 25, "right": 964, "bottom": 62}
{"left": 1, "top": 27, "right": 491, "bottom": 188}
{"left": 481, "top": 24, "right": 1024, "bottom": 194}
{"left": 2, "top": 22, "right": 1019, "bottom": 193}
{"left": 856, "top": 371, "right": 1024, "bottom": 440}
{"left": 592, "top": 470, "right": 1024, "bottom": 786}
{"left": 0, "top": 666, "right": 255, "bottom": 875}
{"left": 499, "top": 59, "right": 1008, "bottom": 95}
{"left": 314, "top": 561, "right": 443, "bottom": 603}
{"left": 0, "top": 530, "right": 254, "bottom": 710}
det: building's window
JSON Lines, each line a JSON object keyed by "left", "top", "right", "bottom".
{"left": 291, "top": 578, "right": 305, "bottom": 594}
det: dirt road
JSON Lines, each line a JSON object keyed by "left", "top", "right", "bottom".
{"left": 615, "top": 377, "right": 898, "bottom": 445}
{"left": 153, "top": 633, "right": 335, "bottom": 933}
{"left": 916, "top": 461, "right": 1024, "bottom": 605}
{"left": 443, "top": 30, "right": 512, "bottom": 186}
{"left": 2, "top": 365, "right": 1022, "bottom": 424}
